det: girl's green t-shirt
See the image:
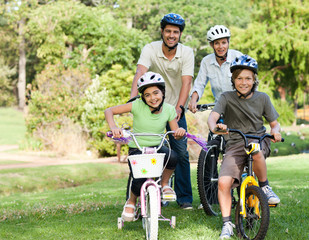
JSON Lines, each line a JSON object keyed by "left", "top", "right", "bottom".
{"left": 128, "top": 99, "right": 177, "bottom": 148}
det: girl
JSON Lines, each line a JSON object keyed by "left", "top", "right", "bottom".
{"left": 105, "top": 71, "right": 186, "bottom": 221}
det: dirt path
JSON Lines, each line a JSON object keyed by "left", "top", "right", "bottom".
{"left": 0, "top": 145, "right": 122, "bottom": 170}
{"left": 1, "top": 124, "right": 307, "bottom": 170}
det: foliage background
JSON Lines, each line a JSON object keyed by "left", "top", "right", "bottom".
{"left": 0, "top": 0, "right": 308, "bottom": 156}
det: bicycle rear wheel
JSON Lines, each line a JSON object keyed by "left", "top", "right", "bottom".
{"left": 197, "top": 146, "right": 221, "bottom": 216}
{"left": 235, "top": 185, "right": 270, "bottom": 240}
{"left": 144, "top": 185, "right": 158, "bottom": 240}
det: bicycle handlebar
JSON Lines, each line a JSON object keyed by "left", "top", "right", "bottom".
{"left": 107, "top": 130, "right": 175, "bottom": 152}
{"left": 196, "top": 103, "right": 215, "bottom": 111}
{"left": 226, "top": 128, "right": 284, "bottom": 148}
{"left": 179, "top": 103, "right": 215, "bottom": 118}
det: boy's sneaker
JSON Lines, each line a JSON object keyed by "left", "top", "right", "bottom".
{"left": 219, "top": 221, "right": 235, "bottom": 239}
{"left": 261, "top": 185, "right": 280, "bottom": 204}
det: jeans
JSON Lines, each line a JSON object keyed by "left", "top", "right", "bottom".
{"left": 166, "top": 115, "right": 193, "bottom": 204}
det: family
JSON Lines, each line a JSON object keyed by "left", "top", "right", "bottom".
{"left": 105, "top": 13, "right": 282, "bottom": 239}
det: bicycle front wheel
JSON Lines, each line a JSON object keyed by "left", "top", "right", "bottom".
{"left": 197, "top": 146, "right": 221, "bottom": 216}
{"left": 235, "top": 185, "right": 270, "bottom": 240}
{"left": 144, "top": 185, "right": 158, "bottom": 240}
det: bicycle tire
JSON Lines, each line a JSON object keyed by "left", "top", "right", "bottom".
{"left": 235, "top": 185, "right": 270, "bottom": 240}
{"left": 145, "top": 185, "right": 158, "bottom": 240}
{"left": 197, "top": 146, "right": 221, "bottom": 216}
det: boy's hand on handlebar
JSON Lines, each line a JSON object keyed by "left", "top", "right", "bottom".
{"left": 271, "top": 132, "right": 282, "bottom": 143}
{"left": 174, "top": 127, "right": 186, "bottom": 140}
{"left": 213, "top": 123, "right": 228, "bottom": 134}
{"left": 110, "top": 127, "right": 123, "bottom": 138}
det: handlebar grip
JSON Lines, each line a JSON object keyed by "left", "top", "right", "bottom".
{"left": 281, "top": 138, "right": 285, "bottom": 142}
{"left": 106, "top": 131, "right": 113, "bottom": 137}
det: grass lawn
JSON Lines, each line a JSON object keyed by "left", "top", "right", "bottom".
{"left": 0, "top": 154, "right": 308, "bottom": 239}
{"left": 0, "top": 108, "right": 26, "bottom": 145}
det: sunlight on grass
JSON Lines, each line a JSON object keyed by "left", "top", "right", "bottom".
{"left": 0, "top": 108, "right": 26, "bottom": 145}
{"left": 0, "top": 155, "right": 308, "bottom": 239}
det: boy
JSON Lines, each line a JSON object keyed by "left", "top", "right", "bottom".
{"left": 207, "top": 55, "right": 282, "bottom": 239}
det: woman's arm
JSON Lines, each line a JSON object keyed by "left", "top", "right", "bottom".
{"left": 104, "top": 103, "right": 132, "bottom": 138}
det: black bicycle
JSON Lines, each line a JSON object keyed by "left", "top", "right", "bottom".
{"left": 195, "top": 103, "right": 226, "bottom": 216}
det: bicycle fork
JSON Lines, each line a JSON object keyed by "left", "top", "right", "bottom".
{"left": 239, "top": 154, "right": 260, "bottom": 218}
{"left": 140, "top": 179, "right": 161, "bottom": 217}
{"left": 239, "top": 176, "right": 259, "bottom": 218}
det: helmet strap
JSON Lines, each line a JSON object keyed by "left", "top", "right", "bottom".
{"left": 215, "top": 51, "right": 227, "bottom": 62}
{"left": 236, "top": 86, "right": 255, "bottom": 99}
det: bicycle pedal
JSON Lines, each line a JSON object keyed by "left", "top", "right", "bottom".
{"left": 162, "top": 196, "right": 177, "bottom": 202}
{"left": 268, "top": 204, "right": 278, "bottom": 208}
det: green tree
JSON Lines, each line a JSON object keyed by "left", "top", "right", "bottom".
{"left": 0, "top": 0, "right": 40, "bottom": 110}
{"left": 0, "top": 57, "right": 16, "bottom": 106}
{"left": 27, "top": 0, "right": 150, "bottom": 76}
{"left": 106, "top": 0, "right": 252, "bottom": 69}
{"left": 231, "top": 0, "right": 309, "bottom": 123}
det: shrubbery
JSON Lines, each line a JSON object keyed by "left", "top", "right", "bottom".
{"left": 81, "top": 65, "right": 133, "bottom": 156}
{"left": 26, "top": 63, "right": 91, "bottom": 153}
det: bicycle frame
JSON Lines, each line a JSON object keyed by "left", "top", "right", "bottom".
{"left": 228, "top": 128, "right": 284, "bottom": 218}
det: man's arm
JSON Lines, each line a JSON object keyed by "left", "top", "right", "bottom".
{"left": 175, "top": 75, "right": 192, "bottom": 121}
{"left": 130, "top": 64, "right": 148, "bottom": 98}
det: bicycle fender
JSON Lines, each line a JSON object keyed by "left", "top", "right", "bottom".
{"left": 240, "top": 176, "right": 259, "bottom": 217}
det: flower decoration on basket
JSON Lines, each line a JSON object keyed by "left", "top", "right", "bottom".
{"left": 151, "top": 158, "right": 157, "bottom": 165}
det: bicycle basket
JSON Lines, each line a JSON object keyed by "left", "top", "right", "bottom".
{"left": 128, "top": 153, "right": 165, "bottom": 179}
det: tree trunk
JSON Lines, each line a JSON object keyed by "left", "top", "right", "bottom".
{"left": 293, "top": 98, "right": 298, "bottom": 127}
{"left": 277, "top": 86, "right": 286, "bottom": 101}
{"left": 18, "top": 18, "right": 26, "bottom": 110}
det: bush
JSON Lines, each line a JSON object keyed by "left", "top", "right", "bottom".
{"left": 80, "top": 65, "right": 134, "bottom": 156}
{"left": 26, "top": 63, "right": 91, "bottom": 153}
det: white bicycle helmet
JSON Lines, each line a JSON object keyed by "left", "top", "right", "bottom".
{"left": 207, "top": 25, "right": 231, "bottom": 42}
{"left": 137, "top": 72, "right": 165, "bottom": 93}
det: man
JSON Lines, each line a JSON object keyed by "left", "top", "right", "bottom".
{"left": 130, "top": 13, "right": 195, "bottom": 209}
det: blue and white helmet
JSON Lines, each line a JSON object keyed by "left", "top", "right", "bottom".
{"left": 160, "top": 13, "right": 185, "bottom": 32}
{"left": 207, "top": 25, "right": 231, "bottom": 42}
{"left": 230, "top": 55, "right": 258, "bottom": 74}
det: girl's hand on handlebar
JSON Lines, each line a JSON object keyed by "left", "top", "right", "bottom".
{"left": 174, "top": 127, "right": 186, "bottom": 140}
{"left": 213, "top": 123, "right": 228, "bottom": 134}
{"left": 110, "top": 127, "right": 123, "bottom": 138}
